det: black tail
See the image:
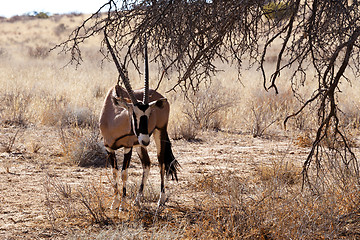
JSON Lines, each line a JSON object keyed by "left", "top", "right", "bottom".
{"left": 163, "top": 132, "right": 180, "bottom": 181}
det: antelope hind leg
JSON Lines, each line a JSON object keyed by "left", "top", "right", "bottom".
{"left": 106, "top": 148, "right": 121, "bottom": 210}
{"left": 119, "top": 147, "right": 132, "bottom": 211}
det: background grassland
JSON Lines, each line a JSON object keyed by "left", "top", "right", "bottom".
{"left": 1, "top": 14, "right": 360, "bottom": 239}
{"left": 0, "top": 13, "right": 311, "bottom": 136}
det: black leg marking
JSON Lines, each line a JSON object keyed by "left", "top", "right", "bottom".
{"left": 154, "top": 128, "right": 180, "bottom": 181}
{"left": 121, "top": 148, "right": 132, "bottom": 198}
{"left": 122, "top": 187, "right": 126, "bottom": 197}
{"left": 153, "top": 128, "right": 180, "bottom": 206}
{"left": 106, "top": 149, "right": 118, "bottom": 194}
{"left": 107, "top": 150, "right": 118, "bottom": 170}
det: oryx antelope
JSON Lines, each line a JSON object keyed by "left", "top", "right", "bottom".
{"left": 100, "top": 32, "right": 179, "bottom": 210}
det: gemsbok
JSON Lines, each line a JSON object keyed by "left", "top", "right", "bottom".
{"left": 100, "top": 32, "right": 180, "bottom": 210}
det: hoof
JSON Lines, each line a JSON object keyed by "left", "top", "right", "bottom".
{"left": 157, "top": 192, "right": 166, "bottom": 207}
{"left": 119, "top": 198, "right": 128, "bottom": 212}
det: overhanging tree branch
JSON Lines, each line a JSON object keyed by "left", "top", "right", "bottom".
{"left": 55, "top": 0, "right": 360, "bottom": 185}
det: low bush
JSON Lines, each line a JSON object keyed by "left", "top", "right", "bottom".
{"left": 28, "top": 46, "right": 50, "bottom": 59}
{"left": 58, "top": 127, "right": 107, "bottom": 167}
{"left": 0, "top": 91, "right": 32, "bottom": 126}
{"left": 53, "top": 23, "right": 67, "bottom": 37}
{"left": 183, "top": 87, "right": 234, "bottom": 131}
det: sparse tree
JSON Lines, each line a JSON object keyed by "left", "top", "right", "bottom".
{"left": 57, "top": 0, "right": 360, "bottom": 186}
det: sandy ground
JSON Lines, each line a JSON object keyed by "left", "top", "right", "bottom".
{"left": 0, "top": 125, "right": 309, "bottom": 239}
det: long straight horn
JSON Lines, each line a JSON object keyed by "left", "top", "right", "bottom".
{"left": 104, "top": 30, "right": 138, "bottom": 104}
{"left": 143, "top": 36, "right": 149, "bottom": 105}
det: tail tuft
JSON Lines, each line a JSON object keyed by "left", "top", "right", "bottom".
{"left": 163, "top": 133, "right": 180, "bottom": 181}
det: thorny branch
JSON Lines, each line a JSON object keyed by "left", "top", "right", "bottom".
{"left": 301, "top": 27, "right": 360, "bottom": 188}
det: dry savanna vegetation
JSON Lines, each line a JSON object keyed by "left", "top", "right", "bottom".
{"left": 1, "top": 11, "right": 360, "bottom": 239}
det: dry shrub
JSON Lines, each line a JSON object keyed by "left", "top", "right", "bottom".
{"left": 244, "top": 89, "right": 300, "bottom": 137}
{"left": 292, "top": 99, "right": 359, "bottom": 150}
{"left": 240, "top": 86, "right": 321, "bottom": 138}
{"left": 0, "top": 90, "right": 96, "bottom": 128}
{"left": 339, "top": 102, "right": 360, "bottom": 132}
{"left": 37, "top": 95, "right": 69, "bottom": 126}
{"left": 93, "top": 85, "right": 107, "bottom": 99}
{"left": 75, "top": 136, "right": 107, "bottom": 168}
{"left": 44, "top": 175, "right": 113, "bottom": 229}
{"left": 295, "top": 132, "right": 313, "bottom": 148}
{"left": 28, "top": 45, "right": 50, "bottom": 59}
{"left": 170, "top": 85, "right": 234, "bottom": 141}
{"left": 37, "top": 95, "right": 97, "bottom": 128}
{"left": 63, "top": 106, "right": 97, "bottom": 128}
{"left": 255, "top": 161, "right": 301, "bottom": 186}
{"left": 0, "top": 90, "right": 32, "bottom": 126}
{"left": 322, "top": 125, "right": 358, "bottom": 150}
{"left": 28, "top": 140, "right": 41, "bottom": 153}
{"left": 53, "top": 23, "right": 67, "bottom": 36}
{"left": 171, "top": 122, "right": 200, "bottom": 141}
{"left": 0, "top": 128, "right": 24, "bottom": 153}
{"left": 183, "top": 87, "right": 234, "bottom": 131}
{"left": 185, "top": 172, "right": 254, "bottom": 239}
{"left": 58, "top": 127, "right": 107, "bottom": 167}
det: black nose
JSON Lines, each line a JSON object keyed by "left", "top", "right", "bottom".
{"left": 141, "top": 140, "right": 150, "bottom": 146}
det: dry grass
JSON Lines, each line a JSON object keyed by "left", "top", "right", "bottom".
{"left": 41, "top": 159, "right": 360, "bottom": 239}
{"left": 58, "top": 126, "right": 107, "bottom": 167}
{"left": 1, "top": 13, "right": 360, "bottom": 239}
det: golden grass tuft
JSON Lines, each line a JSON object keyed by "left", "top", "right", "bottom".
{"left": 255, "top": 160, "right": 302, "bottom": 186}
{"left": 295, "top": 132, "right": 313, "bottom": 148}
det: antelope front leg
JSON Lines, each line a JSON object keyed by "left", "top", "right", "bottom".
{"left": 135, "top": 147, "right": 150, "bottom": 207}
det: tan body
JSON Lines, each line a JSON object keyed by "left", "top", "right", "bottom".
{"left": 100, "top": 85, "right": 170, "bottom": 149}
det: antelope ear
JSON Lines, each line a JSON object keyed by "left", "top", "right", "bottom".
{"left": 123, "top": 98, "right": 132, "bottom": 104}
{"left": 149, "top": 98, "right": 167, "bottom": 109}
{"left": 112, "top": 87, "right": 132, "bottom": 108}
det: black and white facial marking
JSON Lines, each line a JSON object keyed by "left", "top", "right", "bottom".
{"left": 131, "top": 103, "right": 152, "bottom": 146}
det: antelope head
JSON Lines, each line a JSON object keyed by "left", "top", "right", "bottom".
{"left": 105, "top": 32, "right": 166, "bottom": 146}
